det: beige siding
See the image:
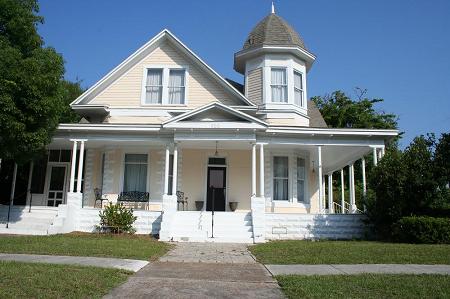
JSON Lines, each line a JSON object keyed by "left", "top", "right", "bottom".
{"left": 246, "top": 67, "right": 263, "bottom": 105}
{"left": 91, "top": 41, "right": 242, "bottom": 108}
{"left": 180, "top": 148, "right": 252, "bottom": 211}
{"left": 266, "top": 114, "right": 310, "bottom": 127}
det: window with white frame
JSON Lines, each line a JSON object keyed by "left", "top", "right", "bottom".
{"left": 168, "top": 69, "right": 185, "bottom": 104}
{"left": 273, "top": 156, "right": 289, "bottom": 201}
{"left": 271, "top": 68, "right": 288, "bottom": 103}
{"left": 297, "top": 157, "right": 306, "bottom": 202}
{"left": 144, "top": 67, "right": 186, "bottom": 105}
{"left": 123, "top": 154, "right": 148, "bottom": 192}
{"left": 294, "top": 70, "right": 304, "bottom": 107}
{"left": 145, "top": 69, "right": 163, "bottom": 104}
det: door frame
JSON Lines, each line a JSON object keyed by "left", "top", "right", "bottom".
{"left": 204, "top": 157, "right": 228, "bottom": 211}
{"left": 44, "top": 162, "right": 70, "bottom": 206}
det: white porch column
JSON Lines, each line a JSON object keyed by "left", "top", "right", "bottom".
{"left": 163, "top": 146, "right": 170, "bottom": 195}
{"left": 340, "top": 169, "right": 345, "bottom": 214}
{"left": 251, "top": 143, "right": 256, "bottom": 196}
{"left": 76, "top": 140, "right": 85, "bottom": 193}
{"left": 317, "top": 146, "right": 323, "bottom": 213}
{"left": 328, "top": 173, "right": 334, "bottom": 213}
{"left": 349, "top": 163, "right": 356, "bottom": 213}
{"left": 69, "top": 140, "right": 78, "bottom": 193}
{"left": 171, "top": 144, "right": 178, "bottom": 196}
{"left": 362, "top": 157, "right": 367, "bottom": 212}
{"left": 373, "top": 147, "right": 378, "bottom": 166}
{"left": 26, "top": 161, "right": 34, "bottom": 204}
{"left": 259, "top": 143, "right": 265, "bottom": 197}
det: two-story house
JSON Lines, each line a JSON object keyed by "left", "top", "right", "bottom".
{"left": 2, "top": 7, "right": 397, "bottom": 242}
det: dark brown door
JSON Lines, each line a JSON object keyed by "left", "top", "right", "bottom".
{"left": 206, "top": 167, "right": 226, "bottom": 211}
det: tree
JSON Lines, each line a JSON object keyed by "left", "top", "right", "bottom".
{"left": 311, "top": 88, "right": 398, "bottom": 130}
{"left": 59, "top": 79, "right": 84, "bottom": 123}
{"left": 0, "top": 0, "right": 65, "bottom": 163}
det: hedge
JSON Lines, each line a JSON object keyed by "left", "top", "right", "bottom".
{"left": 392, "top": 216, "right": 450, "bottom": 244}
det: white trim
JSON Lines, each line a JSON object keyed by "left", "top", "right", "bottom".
{"left": 163, "top": 102, "right": 268, "bottom": 127}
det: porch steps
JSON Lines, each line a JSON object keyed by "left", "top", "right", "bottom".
{"left": 170, "top": 211, "right": 254, "bottom": 243}
{"left": 0, "top": 206, "right": 59, "bottom": 235}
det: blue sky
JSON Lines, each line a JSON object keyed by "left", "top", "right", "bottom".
{"left": 38, "top": 0, "right": 450, "bottom": 147}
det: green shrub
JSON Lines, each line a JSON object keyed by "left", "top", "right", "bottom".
{"left": 392, "top": 216, "right": 450, "bottom": 244}
{"left": 98, "top": 203, "right": 137, "bottom": 234}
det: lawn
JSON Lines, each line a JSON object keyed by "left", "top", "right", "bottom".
{"left": 0, "top": 233, "right": 171, "bottom": 260}
{"left": 249, "top": 240, "right": 450, "bottom": 264}
{"left": 0, "top": 261, "right": 131, "bottom": 298}
{"left": 276, "top": 274, "right": 450, "bottom": 299}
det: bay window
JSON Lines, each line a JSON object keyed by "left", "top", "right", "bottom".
{"left": 273, "top": 156, "right": 289, "bottom": 201}
{"left": 123, "top": 154, "right": 148, "bottom": 192}
{"left": 294, "top": 70, "right": 304, "bottom": 107}
{"left": 271, "top": 68, "right": 288, "bottom": 102}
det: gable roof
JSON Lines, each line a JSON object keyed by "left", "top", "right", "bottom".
{"left": 163, "top": 102, "right": 267, "bottom": 129}
{"left": 72, "top": 29, "right": 254, "bottom": 106}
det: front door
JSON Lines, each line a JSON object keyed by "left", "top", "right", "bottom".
{"left": 206, "top": 167, "right": 226, "bottom": 211}
{"left": 47, "top": 165, "right": 67, "bottom": 207}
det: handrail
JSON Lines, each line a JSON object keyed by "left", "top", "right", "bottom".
{"left": 5, "top": 190, "right": 29, "bottom": 228}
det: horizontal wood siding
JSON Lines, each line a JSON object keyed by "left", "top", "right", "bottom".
{"left": 91, "top": 41, "right": 242, "bottom": 108}
{"left": 247, "top": 67, "right": 263, "bottom": 105}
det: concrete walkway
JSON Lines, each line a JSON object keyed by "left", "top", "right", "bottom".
{"left": 106, "top": 243, "right": 284, "bottom": 299}
{"left": 0, "top": 253, "right": 148, "bottom": 272}
{"left": 267, "top": 264, "right": 450, "bottom": 276}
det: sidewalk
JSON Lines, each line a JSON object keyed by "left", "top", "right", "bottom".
{"left": 266, "top": 264, "right": 450, "bottom": 276}
{"left": 0, "top": 253, "right": 148, "bottom": 272}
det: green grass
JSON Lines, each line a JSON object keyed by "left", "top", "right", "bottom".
{"left": 250, "top": 240, "right": 450, "bottom": 264}
{"left": 0, "top": 261, "right": 131, "bottom": 298}
{"left": 276, "top": 274, "right": 450, "bottom": 299}
{"left": 0, "top": 233, "right": 172, "bottom": 260}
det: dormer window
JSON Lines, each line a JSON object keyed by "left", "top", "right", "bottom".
{"left": 294, "top": 70, "right": 304, "bottom": 107}
{"left": 142, "top": 67, "right": 187, "bottom": 105}
{"left": 270, "top": 68, "right": 288, "bottom": 102}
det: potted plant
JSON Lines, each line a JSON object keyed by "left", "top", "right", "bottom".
{"left": 195, "top": 201, "right": 204, "bottom": 211}
{"left": 229, "top": 201, "right": 238, "bottom": 212}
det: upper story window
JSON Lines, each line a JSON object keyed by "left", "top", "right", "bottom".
{"left": 145, "top": 69, "right": 163, "bottom": 104}
{"left": 294, "top": 71, "right": 304, "bottom": 107}
{"left": 168, "top": 69, "right": 185, "bottom": 104}
{"left": 143, "top": 67, "right": 187, "bottom": 105}
{"left": 270, "top": 68, "right": 288, "bottom": 103}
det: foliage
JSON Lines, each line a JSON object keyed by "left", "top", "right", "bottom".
{"left": 434, "top": 133, "right": 450, "bottom": 189}
{"left": 367, "top": 134, "right": 450, "bottom": 239}
{"left": 98, "top": 203, "right": 137, "bottom": 234}
{"left": 392, "top": 216, "right": 450, "bottom": 244}
{"left": 0, "top": 0, "right": 66, "bottom": 162}
{"left": 311, "top": 89, "right": 398, "bottom": 130}
{"left": 59, "top": 79, "right": 84, "bottom": 123}
{"left": 0, "top": 233, "right": 171, "bottom": 260}
{"left": 249, "top": 240, "right": 450, "bottom": 265}
{"left": 0, "top": 261, "right": 130, "bottom": 298}
{"left": 276, "top": 274, "right": 450, "bottom": 299}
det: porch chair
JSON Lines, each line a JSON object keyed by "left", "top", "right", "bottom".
{"left": 176, "top": 191, "right": 188, "bottom": 211}
{"left": 94, "top": 188, "right": 108, "bottom": 209}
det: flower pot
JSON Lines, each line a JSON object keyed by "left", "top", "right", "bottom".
{"left": 229, "top": 201, "right": 238, "bottom": 212}
{"left": 195, "top": 201, "right": 204, "bottom": 211}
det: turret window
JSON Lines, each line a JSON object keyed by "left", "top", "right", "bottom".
{"left": 294, "top": 70, "right": 304, "bottom": 107}
{"left": 270, "top": 68, "right": 288, "bottom": 102}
